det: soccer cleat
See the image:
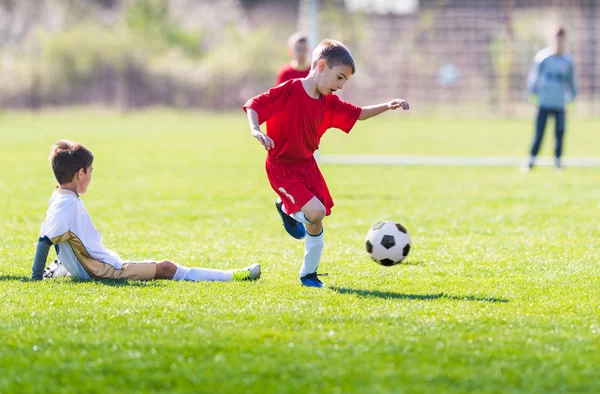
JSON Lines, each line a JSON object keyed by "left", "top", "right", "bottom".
{"left": 231, "top": 263, "right": 261, "bottom": 281}
{"left": 555, "top": 159, "right": 564, "bottom": 171}
{"left": 300, "top": 272, "right": 328, "bottom": 288}
{"left": 521, "top": 157, "right": 535, "bottom": 173}
{"left": 43, "top": 259, "right": 70, "bottom": 279}
{"left": 275, "top": 198, "right": 306, "bottom": 240}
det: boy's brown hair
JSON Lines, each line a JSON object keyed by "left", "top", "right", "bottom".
{"left": 311, "top": 39, "right": 356, "bottom": 74}
{"left": 49, "top": 140, "right": 94, "bottom": 185}
{"left": 288, "top": 32, "right": 308, "bottom": 48}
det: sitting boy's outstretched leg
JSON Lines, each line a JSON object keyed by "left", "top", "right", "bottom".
{"left": 155, "top": 261, "right": 178, "bottom": 279}
{"left": 155, "top": 261, "right": 261, "bottom": 282}
{"left": 298, "top": 197, "right": 327, "bottom": 288}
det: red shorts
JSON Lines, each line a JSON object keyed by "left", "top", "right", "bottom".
{"left": 265, "top": 157, "right": 334, "bottom": 216}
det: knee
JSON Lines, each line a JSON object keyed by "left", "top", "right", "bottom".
{"left": 156, "top": 260, "right": 177, "bottom": 279}
{"left": 305, "top": 206, "right": 326, "bottom": 223}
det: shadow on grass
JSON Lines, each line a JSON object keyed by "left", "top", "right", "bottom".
{"left": 0, "top": 275, "right": 31, "bottom": 282}
{"left": 72, "top": 278, "right": 164, "bottom": 287}
{"left": 330, "top": 287, "right": 509, "bottom": 303}
{"left": 0, "top": 275, "right": 163, "bottom": 287}
{"left": 399, "top": 260, "right": 426, "bottom": 266}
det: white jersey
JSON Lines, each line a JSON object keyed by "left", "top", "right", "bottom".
{"left": 39, "top": 187, "right": 123, "bottom": 279}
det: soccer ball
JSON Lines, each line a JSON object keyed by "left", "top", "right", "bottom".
{"left": 365, "top": 221, "right": 411, "bottom": 266}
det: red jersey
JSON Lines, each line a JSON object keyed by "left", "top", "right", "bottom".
{"left": 243, "top": 79, "right": 362, "bottom": 163}
{"left": 276, "top": 64, "right": 310, "bottom": 85}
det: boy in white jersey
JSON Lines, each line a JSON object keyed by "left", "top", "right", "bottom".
{"left": 31, "top": 140, "right": 261, "bottom": 282}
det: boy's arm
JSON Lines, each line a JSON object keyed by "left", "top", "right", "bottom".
{"left": 33, "top": 202, "right": 72, "bottom": 280}
{"left": 243, "top": 81, "right": 293, "bottom": 150}
{"left": 527, "top": 57, "right": 541, "bottom": 95}
{"left": 246, "top": 108, "right": 274, "bottom": 150}
{"left": 359, "top": 99, "right": 410, "bottom": 121}
{"left": 32, "top": 237, "right": 52, "bottom": 280}
{"left": 568, "top": 61, "right": 577, "bottom": 101}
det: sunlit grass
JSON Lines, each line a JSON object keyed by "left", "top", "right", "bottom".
{"left": 1, "top": 110, "right": 598, "bottom": 393}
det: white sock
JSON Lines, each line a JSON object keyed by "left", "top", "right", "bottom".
{"left": 173, "top": 264, "right": 232, "bottom": 282}
{"left": 299, "top": 229, "right": 324, "bottom": 278}
{"left": 281, "top": 201, "right": 312, "bottom": 225}
{"left": 290, "top": 211, "right": 312, "bottom": 225}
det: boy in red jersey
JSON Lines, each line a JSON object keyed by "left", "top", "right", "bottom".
{"left": 275, "top": 32, "right": 311, "bottom": 85}
{"left": 244, "top": 39, "right": 409, "bottom": 288}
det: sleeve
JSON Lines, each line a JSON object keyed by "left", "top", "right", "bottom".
{"left": 324, "top": 94, "right": 362, "bottom": 134}
{"left": 527, "top": 56, "right": 541, "bottom": 95}
{"left": 567, "top": 60, "right": 577, "bottom": 101}
{"left": 242, "top": 81, "right": 292, "bottom": 125}
{"left": 31, "top": 237, "right": 52, "bottom": 280}
{"left": 39, "top": 208, "right": 71, "bottom": 244}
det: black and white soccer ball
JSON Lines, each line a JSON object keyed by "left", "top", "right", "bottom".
{"left": 365, "top": 221, "right": 411, "bottom": 266}
{"left": 43, "top": 259, "right": 70, "bottom": 279}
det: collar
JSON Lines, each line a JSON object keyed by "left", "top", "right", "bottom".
{"left": 56, "top": 186, "right": 80, "bottom": 199}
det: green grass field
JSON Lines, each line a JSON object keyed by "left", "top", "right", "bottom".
{"left": 1, "top": 110, "right": 599, "bottom": 393}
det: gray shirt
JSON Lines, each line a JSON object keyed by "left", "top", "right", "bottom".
{"left": 527, "top": 47, "right": 576, "bottom": 110}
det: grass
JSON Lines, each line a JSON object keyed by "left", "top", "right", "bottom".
{"left": 1, "top": 110, "right": 599, "bottom": 393}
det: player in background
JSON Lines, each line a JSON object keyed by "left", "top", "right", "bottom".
{"left": 31, "top": 140, "right": 261, "bottom": 282}
{"left": 244, "top": 39, "right": 409, "bottom": 288}
{"left": 275, "top": 32, "right": 311, "bottom": 86}
{"left": 524, "top": 26, "right": 576, "bottom": 172}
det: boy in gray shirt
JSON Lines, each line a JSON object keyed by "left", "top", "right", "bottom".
{"left": 524, "top": 27, "right": 576, "bottom": 171}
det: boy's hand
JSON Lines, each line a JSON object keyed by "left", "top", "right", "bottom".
{"left": 388, "top": 99, "right": 410, "bottom": 110}
{"left": 252, "top": 130, "right": 275, "bottom": 150}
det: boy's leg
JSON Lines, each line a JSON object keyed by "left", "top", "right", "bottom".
{"left": 155, "top": 261, "right": 178, "bottom": 279}
{"left": 529, "top": 107, "right": 549, "bottom": 164}
{"left": 78, "top": 258, "right": 260, "bottom": 282}
{"left": 268, "top": 159, "right": 307, "bottom": 240}
{"left": 167, "top": 261, "right": 261, "bottom": 282}
{"left": 273, "top": 172, "right": 332, "bottom": 241}
{"left": 554, "top": 109, "right": 566, "bottom": 167}
{"left": 172, "top": 264, "right": 231, "bottom": 281}
{"left": 275, "top": 198, "right": 307, "bottom": 239}
{"left": 269, "top": 159, "right": 330, "bottom": 241}
{"left": 298, "top": 197, "right": 327, "bottom": 288}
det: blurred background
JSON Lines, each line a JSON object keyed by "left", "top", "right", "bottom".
{"left": 0, "top": 0, "right": 598, "bottom": 117}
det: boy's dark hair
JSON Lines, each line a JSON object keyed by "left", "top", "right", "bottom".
{"left": 555, "top": 26, "right": 565, "bottom": 37}
{"left": 311, "top": 39, "right": 356, "bottom": 74}
{"left": 49, "top": 140, "right": 94, "bottom": 185}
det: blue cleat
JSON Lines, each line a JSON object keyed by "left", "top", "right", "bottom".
{"left": 300, "top": 272, "right": 328, "bottom": 288}
{"left": 275, "top": 199, "right": 306, "bottom": 240}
